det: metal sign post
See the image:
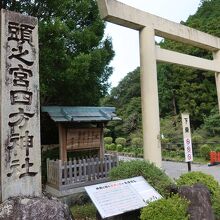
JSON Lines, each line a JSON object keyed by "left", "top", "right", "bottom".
{"left": 181, "top": 113, "right": 193, "bottom": 172}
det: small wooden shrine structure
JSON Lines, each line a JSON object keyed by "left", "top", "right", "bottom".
{"left": 42, "top": 106, "right": 120, "bottom": 192}
{"left": 42, "top": 106, "right": 120, "bottom": 160}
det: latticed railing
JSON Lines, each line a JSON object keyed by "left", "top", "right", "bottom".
{"left": 47, "top": 155, "right": 118, "bottom": 190}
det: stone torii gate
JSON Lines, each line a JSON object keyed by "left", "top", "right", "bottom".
{"left": 97, "top": 0, "right": 220, "bottom": 167}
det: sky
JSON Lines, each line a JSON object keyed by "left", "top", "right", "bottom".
{"left": 104, "top": 0, "right": 201, "bottom": 88}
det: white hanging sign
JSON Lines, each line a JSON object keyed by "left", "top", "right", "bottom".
{"left": 181, "top": 113, "right": 193, "bottom": 162}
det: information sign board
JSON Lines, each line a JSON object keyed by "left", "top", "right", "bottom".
{"left": 85, "top": 176, "right": 162, "bottom": 219}
{"left": 181, "top": 113, "right": 193, "bottom": 162}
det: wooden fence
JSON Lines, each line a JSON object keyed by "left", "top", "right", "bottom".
{"left": 47, "top": 155, "right": 118, "bottom": 190}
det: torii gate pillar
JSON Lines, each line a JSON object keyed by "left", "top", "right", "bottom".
{"left": 214, "top": 51, "right": 220, "bottom": 111}
{"left": 140, "top": 27, "right": 162, "bottom": 167}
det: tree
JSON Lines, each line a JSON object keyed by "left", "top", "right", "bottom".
{"left": 3, "top": 0, "right": 114, "bottom": 106}
{"left": 102, "top": 68, "right": 142, "bottom": 139}
{"left": 203, "top": 107, "right": 220, "bottom": 136}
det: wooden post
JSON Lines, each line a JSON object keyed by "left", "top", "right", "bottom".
{"left": 64, "top": 161, "right": 68, "bottom": 185}
{"left": 78, "top": 159, "right": 82, "bottom": 182}
{"left": 58, "top": 160, "right": 62, "bottom": 190}
{"left": 73, "top": 159, "right": 77, "bottom": 182}
{"left": 69, "top": 159, "right": 73, "bottom": 183}
{"left": 99, "top": 123, "right": 105, "bottom": 160}
{"left": 58, "top": 123, "right": 67, "bottom": 161}
{"left": 46, "top": 158, "right": 50, "bottom": 183}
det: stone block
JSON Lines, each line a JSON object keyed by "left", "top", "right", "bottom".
{"left": 0, "top": 196, "right": 73, "bottom": 220}
{"left": 178, "top": 183, "right": 214, "bottom": 220}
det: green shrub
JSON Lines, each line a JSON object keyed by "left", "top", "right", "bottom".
{"left": 131, "top": 137, "right": 143, "bottom": 148}
{"left": 70, "top": 203, "right": 96, "bottom": 219}
{"left": 122, "top": 147, "right": 132, "bottom": 153}
{"left": 115, "top": 137, "right": 126, "bottom": 146}
{"left": 109, "top": 143, "right": 116, "bottom": 151}
{"left": 161, "top": 137, "right": 170, "bottom": 144}
{"left": 109, "top": 160, "right": 173, "bottom": 197}
{"left": 104, "top": 128, "right": 111, "bottom": 136}
{"left": 213, "top": 193, "right": 220, "bottom": 220}
{"left": 130, "top": 147, "right": 141, "bottom": 157}
{"left": 176, "top": 171, "right": 219, "bottom": 196}
{"left": 104, "top": 137, "right": 113, "bottom": 145}
{"left": 192, "top": 134, "right": 203, "bottom": 143}
{"left": 162, "top": 149, "right": 169, "bottom": 157}
{"left": 215, "top": 147, "right": 220, "bottom": 152}
{"left": 122, "top": 147, "right": 129, "bottom": 153}
{"left": 199, "top": 144, "right": 211, "bottom": 159}
{"left": 128, "top": 147, "right": 143, "bottom": 155}
{"left": 140, "top": 195, "right": 189, "bottom": 220}
{"left": 136, "top": 148, "right": 144, "bottom": 158}
{"left": 116, "top": 144, "right": 124, "bottom": 152}
{"left": 169, "top": 151, "right": 178, "bottom": 157}
{"left": 132, "top": 148, "right": 143, "bottom": 156}
{"left": 176, "top": 171, "right": 220, "bottom": 219}
{"left": 178, "top": 149, "right": 185, "bottom": 158}
{"left": 139, "top": 148, "right": 144, "bottom": 154}
{"left": 105, "top": 144, "right": 110, "bottom": 150}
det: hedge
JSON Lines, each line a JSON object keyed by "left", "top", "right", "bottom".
{"left": 109, "top": 160, "right": 173, "bottom": 197}
{"left": 140, "top": 195, "right": 189, "bottom": 220}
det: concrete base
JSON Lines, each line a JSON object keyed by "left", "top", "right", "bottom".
{"left": 46, "top": 185, "right": 85, "bottom": 197}
{"left": 45, "top": 185, "right": 89, "bottom": 206}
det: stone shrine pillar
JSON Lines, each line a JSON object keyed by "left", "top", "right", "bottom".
{"left": 0, "top": 10, "right": 41, "bottom": 201}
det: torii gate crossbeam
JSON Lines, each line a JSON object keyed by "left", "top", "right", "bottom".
{"left": 97, "top": 0, "right": 220, "bottom": 167}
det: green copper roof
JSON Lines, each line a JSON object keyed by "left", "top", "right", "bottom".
{"left": 41, "top": 106, "right": 121, "bottom": 123}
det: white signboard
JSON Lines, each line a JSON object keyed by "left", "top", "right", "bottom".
{"left": 85, "top": 176, "right": 162, "bottom": 219}
{"left": 181, "top": 113, "right": 193, "bottom": 162}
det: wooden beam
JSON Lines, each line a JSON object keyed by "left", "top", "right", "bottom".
{"left": 156, "top": 46, "right": 220, "bottom": 72}
{"left": 97, "top": 0, "right": 220, "bottom": 51}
